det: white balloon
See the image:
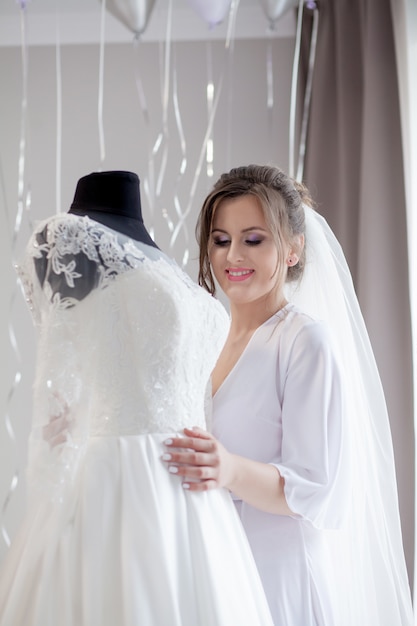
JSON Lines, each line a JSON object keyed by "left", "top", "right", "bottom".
{"left": 100, "top": 0, "right": 157, "bottom": 35}
{"left": 187, "top": 0, "right": 232, "bottom": 28}
{"left": 259, "top": 0, "right": 299, "bottom": 23}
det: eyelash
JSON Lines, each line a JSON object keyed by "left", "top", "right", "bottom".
{"left": 213, "top": 239, "right": 263, "bottom": 247}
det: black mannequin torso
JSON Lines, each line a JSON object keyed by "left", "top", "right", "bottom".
{"left": 68, "top": 170, "right": 158, "bottom": 249}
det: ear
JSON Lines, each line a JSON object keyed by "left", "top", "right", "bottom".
{"left": 286, "top": 235, "right": 304, "bottom": 266}
{"left": 286, "top": 255, "right": 298, "bottom": 267}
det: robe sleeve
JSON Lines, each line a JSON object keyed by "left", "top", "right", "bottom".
{"left": 272, "top": 319, "right": 350, "bottom": 529}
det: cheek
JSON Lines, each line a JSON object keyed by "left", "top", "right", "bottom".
{"left": 264, "top": 252, "right": 281, "bottom": 280}
{"left": 208, "top": 249, "right": 224, "bottom": 278}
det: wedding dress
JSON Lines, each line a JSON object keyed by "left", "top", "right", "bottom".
{"left": 0, "top": 213, "right": 273, "bottom": 626}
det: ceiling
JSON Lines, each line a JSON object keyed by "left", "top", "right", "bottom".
{"left": 0, "top": 0, "right": 295, "bottom": 46}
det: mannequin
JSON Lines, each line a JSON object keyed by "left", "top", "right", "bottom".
{"left": 68, "top": 170, "right": 158, "bottom": 249}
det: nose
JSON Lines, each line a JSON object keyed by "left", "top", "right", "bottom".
{"left": 226, "top": 240, "right": 244, "bottom": 264}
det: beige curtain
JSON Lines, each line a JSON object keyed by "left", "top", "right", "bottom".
{"left": 300, "top": 0, "right": 414, "bottom": 587}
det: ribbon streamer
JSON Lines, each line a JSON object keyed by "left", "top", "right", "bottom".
{"left": 288, "top": 0, "right": 304, "bottom": 179}
{"left": 1, "top": 291, "right": 22, "bottom": 548}
{"left": 155, "top": 0, "right": 172, "bottom": 199}
{"left": 288, "top": 0, "right": 319, "bottom": 182}
{"left": 171, "top": 47, "right": 189, "bottom": 266}
{"left": 142, "top": 0, "right": 173, "bottom": 239}
{"left": 295, "top": 2, "right": 318, "bottom": 182}
{"left": 265, "top": 35, "right": 274, "bottom": 157}
{"left": 55, "top": 0, "right": 62, "bottom": 213}
{"left": 169, "top": 0, "right": 241, "bottom": 252}
{"left": 98, "top": 0, "right": 107, "bottom": 166}
{"left": 2, "top": 1, "right": 33, "bottom": 550}
{"left": 132, "top": 36, "right": 155, "bottom": 236}
{"left": 0, "top": 155, "right": 21, "bottom": 550}
{"left": 224, "top": 0, "right": 239, "bottom": 169}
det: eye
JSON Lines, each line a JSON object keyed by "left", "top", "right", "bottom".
{"left": 212, "top": 237, "right": 230, "bottom": 247}
{"left": 245, "top": 238, "right": 263, "bottom": 246}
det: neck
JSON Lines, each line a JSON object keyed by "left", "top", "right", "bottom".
{"left": 229, "top": 295, "right": 287, "bottom": 336}
{"left": 68, "top": 170, "right": 158, "bottom": 248}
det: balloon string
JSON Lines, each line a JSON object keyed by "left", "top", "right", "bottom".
{"left": 296, "top": 3, "right": 319, "bottom": 183}
{"left": 98, "top": 0, "right": 106, "bottom": 167}
{"left": 225, "top": 0, "right": 240, "bottom": 50}
{"left": 169, "top": 69, "right": 224, "bottom": 250}
{"left": 1, "top": 286, "right": 22, "bottom": 548}
{"left": 266, "top": 39, "right": 274, "bottom": 111}
{"left": 206, "top": 41, "right": 214, "bottom": 179}
{"left": 0, "top": 155, "right": 15, "bottom": 550}
{"left": 55, "top": 0, "right": 62, "bottom": 213}
{"left": 132, "top": 38, "right": 149, "bottom": 126}
{"left": 15, "top": 5, "right": 29, "bottom": 247}
{"left": 288, "top": 0, "right": 304, "bottom": 178}
{"left": 2, "top": 0, "right": 31, "bottom": 550}
{"left": 171, "top": 47, "right": 189, "bottom": 266}
{"left": 142, "top": 0, "right": 173, "bottom": 239}
{"left": 266, "top": 36, "right": 274, "bottom": 156}
{"left": 132, "top": 35, "right": 155, "bottom": 236}
{"left": 225, "top": 0, "right": 240, "bottom": 169}
{"left": 155, "top": 0, "right": 172, "bottom": 199}
{"left": 170, "top": 0, "right": 240, "bottom": 250}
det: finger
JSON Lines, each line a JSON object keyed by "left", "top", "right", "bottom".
{"left": 162, "top": 449, "right": 216, "bottom": 467}
{"left": 164, "top": 436, "right": 215, "bottom": 453}
{"left": 43, "top": 416, "right": 69, "bottom": 439}
{"left": 170, "top": 465, "right": 217, "bottom": 481}
{"left": 182, "top": 479, "right": 217, "bottom": 492}
{"left": 166, "top": 460, "right": 218, "bottom": 485}
{"left": 183, "top": 426, "right": 212, "bottom": 439}
{"left": 50, "top": 433, "right": 67, "bottom": 447}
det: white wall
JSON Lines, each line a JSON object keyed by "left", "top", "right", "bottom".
{"left": 0, "top": 33, "right": 295, "bottom": 561}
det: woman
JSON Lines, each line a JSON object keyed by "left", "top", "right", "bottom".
{"left": 163, "top": 164, "right": 414, "bottom": 625}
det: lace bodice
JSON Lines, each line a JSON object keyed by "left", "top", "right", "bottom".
{"left": 18, "top": 214, "right": 229, "bottom": 499}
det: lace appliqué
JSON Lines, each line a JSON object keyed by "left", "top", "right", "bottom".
{"left": 25, "top": 215, "right": 148, "bottom": 311}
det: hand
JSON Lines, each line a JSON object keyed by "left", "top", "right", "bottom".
{"left": 162, "top": 427, "right": 235, "bottom": 492}
{"left": 43, "top": 393, "right": 70, "bottom": 449}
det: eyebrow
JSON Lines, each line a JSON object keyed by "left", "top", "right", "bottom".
{"left": 211, "top": 227, "right": 269, "bottom": 234}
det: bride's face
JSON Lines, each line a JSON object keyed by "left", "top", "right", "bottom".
{"left": 208, "top": 195, "right": 287, "bottom": 308}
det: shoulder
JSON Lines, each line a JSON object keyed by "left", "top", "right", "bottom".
{"left": 31, "top": 212, "right": 85, "bottom": 240}
{"left": 282, "top": 303, "right": 329, "bottom": 337}
{"left": 280, "top": 304, "right": 337, "bottom": 357}
{"left": 31, "top": 213, "right": 107, "bottom": 248}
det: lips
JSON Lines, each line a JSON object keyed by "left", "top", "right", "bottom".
{"left": 226, "top": 268, "right": 254, "bottom": 282}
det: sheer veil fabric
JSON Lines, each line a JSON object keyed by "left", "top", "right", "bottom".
{"left": 285, "top": 206, "right": 414, "bottom": 624}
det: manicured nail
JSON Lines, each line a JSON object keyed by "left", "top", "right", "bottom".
{"left": 161, "top": 453, "right": 171, "bottom": 461}
{"left": 182, "top": 483, "right": 190, "bottom": 489}
{"left": 164, "top": 439, "right": 173, "bottom": 445}
{"left": 169, "top": 466, "right": 178, "bottom": 474}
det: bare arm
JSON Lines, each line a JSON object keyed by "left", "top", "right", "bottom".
{"left": 162, "top": 427, "right": 294, "bottom": 516}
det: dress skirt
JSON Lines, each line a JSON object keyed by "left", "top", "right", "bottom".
{"left": 0, "top": 434, "right": 273, "bottom": 626}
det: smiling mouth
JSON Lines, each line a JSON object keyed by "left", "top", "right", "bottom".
{"left": 226, "top": 269, "right": 254, "bottom": 281}
{"left": 228, "top": 270, "right": 252, "bottom": 276}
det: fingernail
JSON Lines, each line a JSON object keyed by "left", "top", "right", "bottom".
{"left": 164, "top": 439, "right": 173, "bottom": 445}
{"left": 161, "top": 454, "right": 171, "bottom": 461}
{"left": 169, "top": 466, "right": 178, "bottom": 474}
{"left": 182, "top": 483, "right": 190, "bottom": 489}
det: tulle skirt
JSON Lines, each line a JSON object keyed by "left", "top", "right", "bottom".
{"left": 0, "top": 434, "right": 273, "bottom": 626}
